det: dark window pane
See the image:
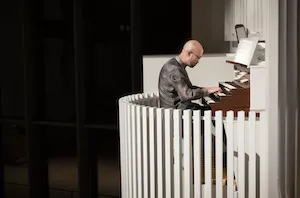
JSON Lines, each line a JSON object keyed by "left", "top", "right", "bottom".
{"left": 0, "top": 1, "right": 25, "bottom": 119}
{"left": 86, "top": 42, "right": 131, "bottom": 125}
{"left": 34, "top": 38, "right": 76, "bottom": 122}
{"left": 88, "top": 127, "right": 120, "bottom": 197}
{"left": 42, "top": 125, "right": 79, "bottom": 192}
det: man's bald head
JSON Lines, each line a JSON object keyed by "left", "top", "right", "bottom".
{"left": 182, "top": 40, "right": 204, "bottom": 55}
{"left": 179, "top": 40, "right": 204, "bottom": 67}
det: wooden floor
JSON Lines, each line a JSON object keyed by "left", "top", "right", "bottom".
{"left": 4, "top": 157, "right": 120, "bottom": 198}
{"left": 2, "top": 126, "right": 121, "bottom": 198}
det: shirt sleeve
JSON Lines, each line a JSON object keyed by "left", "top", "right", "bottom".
{"left": 170, "top": 69, "right": 208, "bottom": 102}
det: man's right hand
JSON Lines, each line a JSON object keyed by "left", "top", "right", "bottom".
{"left": 206, "top": 87, "right": 222, "bottom": 94}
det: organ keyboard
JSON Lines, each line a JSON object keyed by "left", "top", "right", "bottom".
{"left": 201, "top": 65, "right": 256, "bottom": 117}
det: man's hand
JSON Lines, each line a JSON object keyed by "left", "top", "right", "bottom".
{"left": 206, "top": 87, "right": 222, "bottom": 94}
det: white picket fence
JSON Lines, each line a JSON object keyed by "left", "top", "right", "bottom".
{"left": 118, "top": 93, "right": 267, "bottom": 198}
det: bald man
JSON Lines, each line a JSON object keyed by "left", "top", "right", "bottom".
{"left": 158, "top": 40, "right": 221, "bottom": 110}
{"left": 159, "top": 40, "right": 227, "bottom": 168}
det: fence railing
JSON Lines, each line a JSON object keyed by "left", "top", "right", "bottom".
{"left": 118, "top": 93, "right": 267, "bottom": 198}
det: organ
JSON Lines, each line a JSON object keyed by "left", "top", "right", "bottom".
{"left": 200, "top": 38, "right": 266, "bottom": 117}
{"left": 201, "top": 64, "right": 252, "bottom": 117}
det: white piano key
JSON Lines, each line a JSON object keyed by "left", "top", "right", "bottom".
{"left": 220, "top": 82, "right": 237, "bottom": 90}
{"left": 204, "top": 96, "right": 215, "bottom": 104}
{"left": 217, "top": 93, "right": 226, "bottom": 97}
{"left": 236, "top": 73, "right": 246, "bottom": 79}
{"left": 240, "top": 79, "right": 249, "bottom": 83}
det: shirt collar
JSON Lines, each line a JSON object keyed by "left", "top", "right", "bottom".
{"left": 175, "top": 56, "right": 186, "bottom": 68}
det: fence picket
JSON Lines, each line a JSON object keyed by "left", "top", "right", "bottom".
{"left": 142, "top": 107, "right": 150, "bottom": 198}
{"left": 238, "top": 111, "right": 246, "bottom": 198}
{"left": 119, "top": 100, "right": 126, "bottom": 197}
{"left": 204, "top": 111, "right": 212, "bottom": 198}
{"left": 136, "top": 106, "right": 143, "bottom": 198}
{"left": 164, "top": 109, "right": 173, "bottom": 198}
{"left": 215, "top": 111, "right": 223, "bottom": 198}
{"left": 249, "top": 111, "right": 257, "bottom": 198}
{"left": 127, "top": 104, "right": 133, "bottom": 198}
{"left": 131, "top": 105, "right": 138, "bottom": 198}
{"left": 260, "top": 112, "right": 268, "bottom": 198}
{"left": 157, "top": 109, "right": 165, "bottom": 198}
{"left": 183, "top": 110, "right": 193, "bottom": 198}
{"left": 193, "top": 110, "right": 202, "bottom": 198}
{"left": 149, "top": 108, "right": 157, "bottom": 198}
{"left": 226, "top": 111, "right": 234, "bottom": 198}
{"left": 124, "top": 102, "right": 129, "bottom": 198}
{"left": 174, "top": 110, "right": 183, "bottom": 198}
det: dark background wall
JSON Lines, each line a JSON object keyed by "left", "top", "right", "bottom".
{"left": 142, "top": 0, "right": 191, "bottom": 54}
{"left": 0, "top": 0, "right": 226, "bottom": 197}
{"left": 0, "top": 1, "right": 191, "bottom": 116}
{"left": 192, "top": 0, "right": 226, "bottom": 53}
{"left": 0, "top": 0, "right": 224, "bottom": 158}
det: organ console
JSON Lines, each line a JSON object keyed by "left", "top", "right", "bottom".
{"left": 196, "top": 34, "right": 266, "bottom": 118}
{"left": 201, "top": 64, "right": 257, "bottom": 117}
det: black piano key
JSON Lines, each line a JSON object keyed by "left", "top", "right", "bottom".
{"left": 219, "top": 83, "right": 231, "bottom": 95}
{"left": 209, "top": 93, "right": 220, "bottom": 102}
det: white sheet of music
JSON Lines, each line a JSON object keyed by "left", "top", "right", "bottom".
{"left": 230, "top": 37, "right": 259, "bottom": 66}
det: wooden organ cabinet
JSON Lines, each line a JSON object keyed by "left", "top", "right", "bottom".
{"left": 201, "top": 62, "right": 267, "bottom": 117}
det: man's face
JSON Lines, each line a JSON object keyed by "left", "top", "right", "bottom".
{"left": 188, "top": 49, "right": 202, "bottom": 67}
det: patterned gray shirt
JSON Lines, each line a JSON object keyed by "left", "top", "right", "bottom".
{"left": 158, "top": 56, "right": 208, "bottom": 109}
